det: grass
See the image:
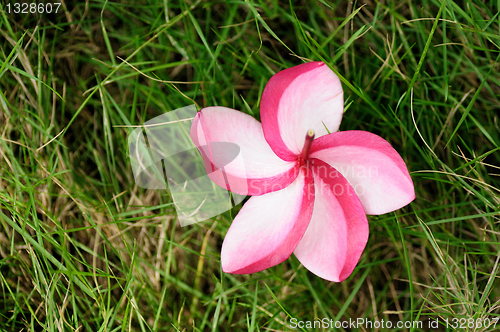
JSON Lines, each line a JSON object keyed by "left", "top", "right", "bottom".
{"left": 0, "top": 0, "right": 499, "bottom": 331}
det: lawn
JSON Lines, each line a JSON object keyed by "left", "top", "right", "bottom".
{"left": 0, "top": 0, "right": 499, "bottom": 331}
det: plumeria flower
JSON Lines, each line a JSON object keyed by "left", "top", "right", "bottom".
{"left": 190, "top": 61, "right": 415, "bottom": 281}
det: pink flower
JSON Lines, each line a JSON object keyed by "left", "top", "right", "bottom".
{"left": 190, "top": 62, "right": 415, "bottom": 281}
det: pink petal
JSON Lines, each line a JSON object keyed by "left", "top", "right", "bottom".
{"left": 310, "top": 131, "right": 415, "bottom": 215}
{"left": 221, "top": 169, "right": 315, "bottom": 274}
{"left": 294, "top": 160, "right": 368, "bottom": 282}
{"left": 190, "top": 107, "right": 299, "bottom": 196}
{"left": 261, "top": 62, "right": 344, "bottom": 160}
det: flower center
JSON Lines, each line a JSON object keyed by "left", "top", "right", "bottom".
{"left": 299, "top": 130, "right": 315, "bottom": 166}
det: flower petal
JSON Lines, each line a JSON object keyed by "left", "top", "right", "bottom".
{"left": 293, "top": 160, "right": 368, "bottom": 282}
{"left": 190, "top": 107, "right": 298, "bottom": 195}
{"left": 261, "top": 61, "right": 344, "bottom": 160}
{"left": 221, "top": 170, "right": 315, "bottom": 274}
{"left": 310, "top": 131, "right": 415, "bottom": 215}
